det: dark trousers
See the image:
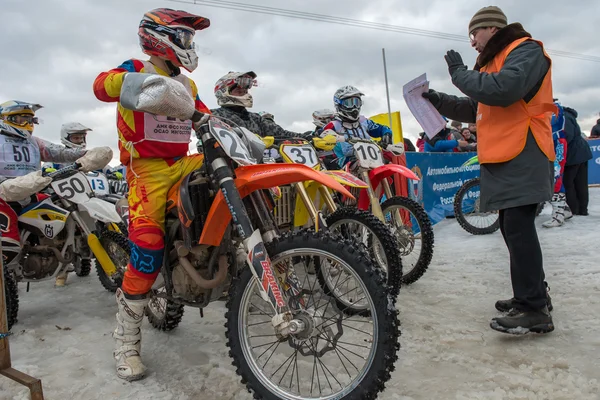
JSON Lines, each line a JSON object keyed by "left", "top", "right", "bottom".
{"left": 499, "top": 204, "right": 547, "bottom": 311}
{"left": 563, "top": 161, "right": 589, "bottom": 215}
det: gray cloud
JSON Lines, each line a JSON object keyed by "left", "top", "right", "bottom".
{"left": 1, "top": 0, "right": 599, "bottom": 165}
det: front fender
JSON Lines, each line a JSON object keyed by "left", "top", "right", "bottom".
{"left": 78, "top": 197, "right": 122, "bottom": 224}
{"left": 321, "top": 170, "right": 368, "bottom": 188}
{"left": 369, "top": 163, "right": 419, "bottom": 192}
{"left": 199, "top": 164, "right": 355, "bottom": 246}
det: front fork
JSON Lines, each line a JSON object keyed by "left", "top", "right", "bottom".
{"left": 200, "top": 126, "right": 301, "bottom": 334}
{"left": 294, "top": 182, "right": 328, "bottom": 231}
{"left": 66, "top": 208, "right": 118, "bottom": 277}
{"left": 361, "top": 171, "right": 385, "bottom": 221}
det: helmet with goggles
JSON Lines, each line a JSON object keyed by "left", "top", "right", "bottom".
{"left": 138, "top": 8, "right": 210, "bottom": 73}
{"left": 214, "top": 71, "right": 258, "bottom": 108}
{"left": 0, "top": 100, "right": 43, "bottom": 139}
{"left": 333, "top": 85, "right": 364, "bottom": 122}
{"left": 61, "top": 122, "right": 92, "bottom": 149}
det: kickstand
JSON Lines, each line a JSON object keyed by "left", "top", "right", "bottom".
{"left": 199, "top": 308, "right": 204, "bottom": 318}
{"left": 26, "top": 283, "right": 30, "bottom": 293}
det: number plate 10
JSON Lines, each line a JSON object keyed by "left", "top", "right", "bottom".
{"left": 353, "top": 142, "right": 384, "bottom": 169}
{"left": 280, "top": 144, "right": 319, "bottom": 169}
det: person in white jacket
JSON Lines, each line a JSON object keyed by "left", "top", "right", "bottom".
{"left": 0, "top": 100, "right": 112, "bottom": 286}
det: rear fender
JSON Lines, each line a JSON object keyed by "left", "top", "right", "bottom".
{"left": 199, "top": 164, "right": 355, "bottom": 246}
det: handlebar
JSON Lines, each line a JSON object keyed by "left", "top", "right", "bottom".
{"left": 43, "top": 163, "right": 82, "bottom": 179}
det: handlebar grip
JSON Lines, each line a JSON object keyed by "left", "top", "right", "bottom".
{"left": 191, "top": 110, "right": 206, "bottom": 122}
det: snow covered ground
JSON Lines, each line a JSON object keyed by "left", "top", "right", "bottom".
{"left": 2, "top": 189, "right": 600, "bottom": 400}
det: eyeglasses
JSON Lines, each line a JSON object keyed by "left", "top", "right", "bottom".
{"left": 469, "top": 28, "right": 482, "bottom": 42}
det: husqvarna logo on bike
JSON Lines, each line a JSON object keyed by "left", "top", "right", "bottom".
{"left": 44, "top": 224, "right": 54, "bottom": 238}
{"left": 261, "top": 260, "right": 285, "bottom": 308}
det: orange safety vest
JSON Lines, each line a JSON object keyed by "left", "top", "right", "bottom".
{"left": 476, "top": 37, "right": 556, "bottom": 164}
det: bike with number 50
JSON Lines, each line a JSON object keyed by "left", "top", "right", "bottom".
{"left": 2, "top": 164, "right": 130, "bottom": 329}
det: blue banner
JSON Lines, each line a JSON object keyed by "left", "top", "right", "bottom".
{"left": 587, "top": 139, "right": 600, "bottom": 185}
{"left": 404, "top": 152, "right": 480, "bottom": 225}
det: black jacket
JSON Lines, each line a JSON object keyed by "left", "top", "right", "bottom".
{"left": 563, "top": 107, "right": 592, "bottom": 166}
{"left": 591, "top": 119, "right": 600, "bottom": 138}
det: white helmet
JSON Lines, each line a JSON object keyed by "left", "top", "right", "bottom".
{"left": 333, "top": 85, "right": 364, "bottom": 122}
{"left": 312, "top": 109, "right": 335, "bottom": 128}
{"left": 258, "top": 111, "right": 274, "bottom": 122}
{"left": 61, "top": 122, "right": 92, "bottom": 149}
{"left": 214, "top": 71, "right": 257, "bottom": 108}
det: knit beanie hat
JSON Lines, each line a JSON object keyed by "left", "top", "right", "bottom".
{"left": 468, "top": 6, "right": 508, "bottom": 34}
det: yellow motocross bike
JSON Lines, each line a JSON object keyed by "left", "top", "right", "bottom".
{"left": 312, "top": 137, "right": 434, "bottom": 285}
{"left": 263, "top": 135, "right": 403, "bottom": 298}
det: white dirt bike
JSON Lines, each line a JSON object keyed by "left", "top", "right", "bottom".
{"left": 3, "top": 163, "right": 130, "bottom": 329}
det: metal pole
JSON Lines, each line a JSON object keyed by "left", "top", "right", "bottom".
{"left": 0, "top": 234, "right": 44, "bottom": 400}
{"left": 382, "top": 48, "right": 393, "bottom": 131}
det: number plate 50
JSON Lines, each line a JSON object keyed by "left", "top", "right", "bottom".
{"left": 353, "top": 142, "right": 383, "bottom": 168}
{"left": 51, "top": 172, "right": 92, "bottom": 203}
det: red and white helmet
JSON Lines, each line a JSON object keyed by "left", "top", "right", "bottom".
{"left": 214, "top": 71, "right": 258, "bottom": 108}
{"left": 312, "top": 109, "right": 335, "bottom": 128}
{"left": 138, "top": 8, "right": 210, "bottom": 73}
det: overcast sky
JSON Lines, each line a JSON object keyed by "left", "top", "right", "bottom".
{"left": 2, "top": 0, "right": 599, "bottom": 165}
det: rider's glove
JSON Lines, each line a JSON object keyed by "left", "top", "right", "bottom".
{"left": 0, "top": 171, "right": 53, "bottom": 202}
{"left": 385, "top": 143, "right": 405, "bottom": 155}
{"left": 192, "top": 113, "right": 211, "bottom": 132}
{"left": 113, "top": 171, "right": 124, "bottom": 180}
{"left": 77, "top": 147, "right": 113, "bottom": 172}
{"left": 320, "top": 129, "right": 345, "bottom": 142}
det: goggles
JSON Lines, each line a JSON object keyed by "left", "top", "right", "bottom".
{"left": 338, "top": 97, "right": 362, "bottom": 109}
{"left": 175, "top": 27, "right": 195, "bottom": 50}
{"left": 8, "top": 114, "right": 39, "bottom": 125}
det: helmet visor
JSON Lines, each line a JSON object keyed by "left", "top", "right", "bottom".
{"left": 235, "top": 76, "right": 257, "bottom": 90}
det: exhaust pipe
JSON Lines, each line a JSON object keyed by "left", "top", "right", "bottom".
{"left": 174, "top": 241, "right": 228, "bottom": 289}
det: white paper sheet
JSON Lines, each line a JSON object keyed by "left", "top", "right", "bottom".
{"left": 402, "top": 73, "right": 447, "bottom": 139}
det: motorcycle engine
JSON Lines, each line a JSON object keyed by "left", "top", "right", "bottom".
{"left": 172, "top": 245, "right": 214, "bottom": 303}
{"left": 21, "top": 237, "right": 68, "bottom": 280}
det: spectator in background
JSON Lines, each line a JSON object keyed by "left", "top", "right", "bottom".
{"left": 459, "top": 127, "right": 477, "bottom": 152}
{"left": 451, "top": 120, "right": 463, "bottom": 131}
{"left": 416, "top": 132, "right": 426, "bottom": 152}
{"left": 424, "top": 127, "right": 468, "bottom": 152}
{"left": 590, "top": 117, "right": 600, "bottom": 139}
{"left": 563, "top": 106, "right": 592, "bottom": 215}
{"left": 404, "top": 137, "right": 416, "bottom": 152}
{"left": 468, "top": 122, "right": 477, "bottom": 138}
